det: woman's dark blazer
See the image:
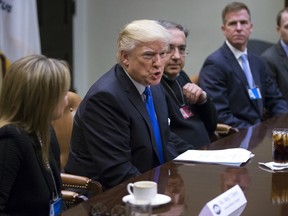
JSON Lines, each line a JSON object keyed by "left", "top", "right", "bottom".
{"left": 0, "top": 125, "right": 61, "bottom": 216}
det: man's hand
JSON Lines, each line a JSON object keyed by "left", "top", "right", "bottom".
{"left": 182, "top": 83, "right": 207, "bottom": 104}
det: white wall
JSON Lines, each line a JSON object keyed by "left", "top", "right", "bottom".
{"left": 73, "top": 0, "right": 284, "bottom": 97}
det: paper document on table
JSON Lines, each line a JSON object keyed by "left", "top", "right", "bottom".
{"left": 174, "top": 148, "right": 254, "bottom": 166}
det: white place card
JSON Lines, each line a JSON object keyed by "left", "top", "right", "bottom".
{"left": 199, "top": 184, "right": 247, "bottom": 216}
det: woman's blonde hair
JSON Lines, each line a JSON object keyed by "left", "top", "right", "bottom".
{"left": 0, "top": 54, "right": 71, "bottom": 164}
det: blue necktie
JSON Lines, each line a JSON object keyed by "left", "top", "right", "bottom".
{"left": 144, "top": 87, "right": 164, "bottom": 164}
{"left": 240, "top": 54, "right": 254, "bottom": 88}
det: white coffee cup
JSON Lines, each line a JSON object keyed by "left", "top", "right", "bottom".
{"left": 127, "top": 181, "right": 157, "bottom": 202}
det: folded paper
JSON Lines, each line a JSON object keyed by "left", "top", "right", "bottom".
{"left": 174, "top": 148, "right": 254, "bottom": 166}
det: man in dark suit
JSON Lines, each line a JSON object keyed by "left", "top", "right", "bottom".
{"left": 64, "top": 19, "right": 192, "bottom": 190}
{"left": 198, "top": 2, "right": 288, "bottom": 129}
{"left": 158, "top": 20, "right": 217, "bottom": 149}
{"left": 261, "top": 8, "right": 288, "bottom": 101}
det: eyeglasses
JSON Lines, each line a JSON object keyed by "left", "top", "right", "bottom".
{"left": 167, "top": 45, "right": 189, "bottom": 56}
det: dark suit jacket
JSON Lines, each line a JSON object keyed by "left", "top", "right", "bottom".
{"left": 161, "top": 71, "right": 217, "bottom": 149}
{"left": 0, "top": 125, "right": 61, "bottom": 216}
{"left": 261, "top": 41, "right": 288, "bottom": 100}
{"left": 198, "top": 42, "right": 288, "bottom": 129}
{"left": 65, "top": 64, "right": 190, "bottom": 189}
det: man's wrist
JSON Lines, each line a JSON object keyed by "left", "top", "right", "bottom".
{"left": 197, "top": 91, "right": 207, "bottom": 104}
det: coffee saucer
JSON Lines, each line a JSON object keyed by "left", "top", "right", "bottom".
{"left": 122, "top": 194, "right": 171, "bottom": 207}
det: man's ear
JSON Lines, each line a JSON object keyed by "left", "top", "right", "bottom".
{"left": 121, "top": 50, "right": 129, "bottom": 66}
{"left": 221, "top": 24, "right": 225, "bottom": 34}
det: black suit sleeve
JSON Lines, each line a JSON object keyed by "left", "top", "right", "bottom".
{"left": 0, "top": 137, "right": 23, "bottom": 212}
{"left": 167, "top": 130, "right": 195, "bottom": 157}
{"left": 81, "top": 92, "right": 141, "bottom": 188}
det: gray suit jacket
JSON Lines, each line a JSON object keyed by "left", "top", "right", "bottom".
{"left": 261, "top": 41, "right": 288, "bottom": 100}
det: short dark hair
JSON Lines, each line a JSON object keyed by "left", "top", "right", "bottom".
{"left": 158, "top": 19, "right": 189, "bottom": 38}
{"left": 276, "top": 7, "right": 288, "bottom": 27}
{"left": 222, "top": 2, "right": 251, "bottom": 24}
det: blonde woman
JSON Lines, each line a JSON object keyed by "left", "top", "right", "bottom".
{"left": 0, "top": 55, "right": 70, "bottom": 216}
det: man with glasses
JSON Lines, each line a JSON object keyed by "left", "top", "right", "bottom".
{"left": 159, "top": 20, "right": 217, "bottom": 150}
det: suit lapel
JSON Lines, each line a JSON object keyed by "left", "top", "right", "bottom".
{"left": 115, "top": 65, "right": 161, "bottom": 159}
{"left": 222, "top": 44, "right": 262, "bottom": 116}
{"left": 116, "top": 65, "right": 150, "bottom": 122}
{"left": 222, "top": 44, "right": 249, "bottom": 88}
{"left": 30, "top": 133, "right": 55, "bottom": 198}
{"left": 276, "top": 42, "right": 288, "bottom": 72}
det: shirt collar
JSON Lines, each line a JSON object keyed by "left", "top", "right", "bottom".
{"left": 121, "top": 65, "right": 146, "bottom": 95}
{"left": 163, "top": 73, "right": 180, "bottom": 81}
{"left": 225, "top": 40, "right": 247, "bottom": 59}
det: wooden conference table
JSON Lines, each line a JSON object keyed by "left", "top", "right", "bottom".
{"left": 62, "top": 114, "right": 288, "bottom": 216}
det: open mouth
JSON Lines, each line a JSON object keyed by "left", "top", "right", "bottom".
{"left": 151, "top": 71, "right": 162, "bottom": 79}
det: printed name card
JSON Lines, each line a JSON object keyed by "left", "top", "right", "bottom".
{"left": 199, "top": 184, "right": 247, "bottom": 216}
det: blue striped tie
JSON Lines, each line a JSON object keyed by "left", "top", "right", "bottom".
{"left": 144, "top": 87, "right": 164, "bottom": 164}
{"left": 240, "top": 54, "right": 254, "bottom": 88}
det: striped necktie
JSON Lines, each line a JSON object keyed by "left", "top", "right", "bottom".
{"left": 240, "top": 54, "right": 254, "bottom": 88}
